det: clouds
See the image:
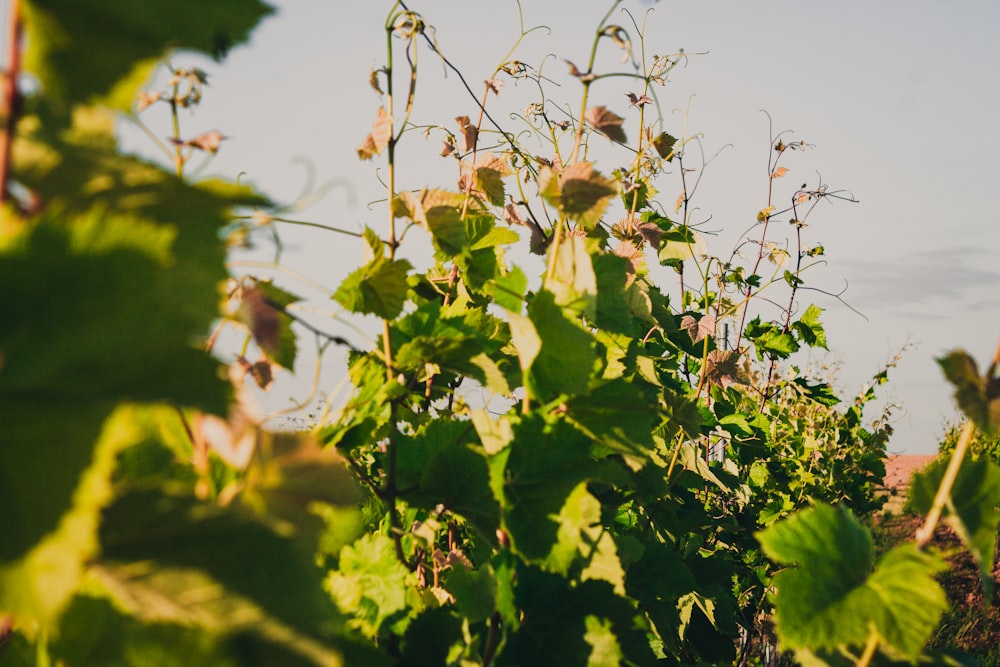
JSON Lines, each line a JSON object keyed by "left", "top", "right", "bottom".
{"left": 843, "top": 246, "right": 1000, "bottom": 315}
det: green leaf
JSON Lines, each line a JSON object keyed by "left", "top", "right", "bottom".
{"left": 523, "top": 290, "right": 598, "bottom": 401}
{"left": 397, "top": 607, "right": 464, "bottom": 667}
{"left": 100, "top": 489, "right": 343, "bottom": 643}
{"left": 0, "top": 403, "right": 130, "bottom": 625}
{"left": 565, "top": 379, "right": 658, "bottom": 458}
{"left": 443, "top": 565, "right": 496, "bottom": 624}
{"left": 756, "top": 329, "right": 799, "bottom": 359}
{"left": 51, "top": 594, "right": 234, "bottom": 667}
{"left": 425, "top": 205, "right": 467, "bottom": 256}
{"left": 910, "top": 456, "right": 1000, "bottom": 597}
{"left": 487, "top": 265, "right": 527, "bottom": 312}
{"left": 23, "top": 0, "right": 274, "bottom": 114}
{"left": 795, "top": 378, "right": 841, "bottom": 407}
{"left": 545, "top": 483, "right": 625, "bottom": 594}
{"left": 549, "top": 235, "right": 597, "bottom": 319}
{"left": 792, "top": 304, "right": 828, "bottom": 350}
{"left": 325, "top": 533, "right": 416, "bottom": 640}
{"left": 333, "top": 251, "right": 412, "bottom": 320}
{"left": 396, "top": 420, "right": 501, "bottom": 543}
{"left": 938, "top": 350, "right": 1000, "bottom": 436}
{"left": 757, "top": 504, "right": 947, "bottom": 659}
{"left": 491, "top": 415, "right": 604, "bottom": 560}
{"left": 496, "top": 566, "right": 656, "bottom": 667}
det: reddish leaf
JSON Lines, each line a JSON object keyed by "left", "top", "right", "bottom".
{"left": 369, "top": 66, "right": 384, "bottom": 95}
{"left": 771, "top": 166, "right": 789, "bottom": 179}
{"left": 539, "top": 162, "right": 618, "bottom": 230}
{"left": 635, "top": 221, "right": 663, "bottom": 248}
{"left": 564, "top": 59, "right": 596, "bottom": 83}
{"left": 503, "top": 202, "right": 527, "bottom": 227}
{"left": 136, "top": 90, "right": 162, "bottom": 112}
{"left": 704, "top": 349, "right": 744, "bottom": 389}
{"left": 613, "top": 241, "right": 644, "bottom": 276}
{"left": 357, "top": 106, "right": 392, "bottom": 160}
{"left": 681, "top": 313, "right": 716, "bottom": 343}
{"left": 503, "top": 202, "right": 549, "bottom": 255}
{"left": 626, "top": 92, "right": 653, "bottom": 107}
{"left": 585, "top": 106, "right": 627, "bottom": 143}
{"left": 456, "top": 115, "right": 479, "bottom": 152}
{"left": 485, "top": 78, "right": 503, "bottom": 95}
{"left": 185, "top": 130, "right": 226, "bottom": 154}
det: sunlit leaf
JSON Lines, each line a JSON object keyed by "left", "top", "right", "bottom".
{"left": 455, "top": 115, "right": 479, "bottom": 152}
{"left": 101, "top": 489, "right": 344, "bottom": 644}
{"left": 523, "top": 290, "right": 597, "bottom": 400}
{"left": 538, "top": 163, "right": 617, "bottom": 230}
{"left": 332, "top": 233, "right": 411, "bottom": 319}
{"left": 757, "top": 504, "right": 947, "bottom": 659}
{"left": 356, "top": 106, "right": 392, "bottom": 160}
{"left": 325, "top": 534, "right": 416, "bottom": 639}
{"left": 681, "top": 313, "right": 715, "bottom": 344}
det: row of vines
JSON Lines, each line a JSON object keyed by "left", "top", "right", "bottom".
{"left": 2, "top": 1, "right": 999, "bottom": 666}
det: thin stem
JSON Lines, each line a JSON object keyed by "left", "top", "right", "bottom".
{"left": 169, "top": 74, "right": 184, "bottom": 177}
{"left": 915, "top": 417, "right": 974, "bottom": 546}
{"left": 0, "top": 0, "right": 22, "bottom": 205}
{"left": 262, "top": 216, "right": 367, "bottom": 238}
{"left": 567, "top": 1, "right": 623, "bottom": 164}
{"left": 854, "top": 628, "right": 879, "bottom": 667}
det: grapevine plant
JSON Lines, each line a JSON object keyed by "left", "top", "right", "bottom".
{"left": 2, "top": 1, "right": 999, "bottom": 667}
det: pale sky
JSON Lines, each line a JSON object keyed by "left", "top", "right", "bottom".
{"left": 48, "top": 1, "right": 1000, "bottom": 453}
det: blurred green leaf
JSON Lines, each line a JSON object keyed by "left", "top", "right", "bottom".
{"left": 100, "top": 489, "right": 342, "bottom": 643}
{"left": 23, "top": 0, "right": 274, "bottom": 114}
{"left": 938, "top": 350, "right": 1000, "bottom": 437}
{"left": 910, "top": 456, "right": 1000, "bottom": 598}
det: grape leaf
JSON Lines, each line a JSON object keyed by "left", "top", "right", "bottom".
{"left": 326, "top": 534, "right": 417, "bottom": 639}
{"left": 537, "top": 163, "right": 618, "bottom": 231}
{"left": 332, "top": 232, "right": 411, "bottom": 320}
{"left": 101, "top": 489, "right": 344, "bottom": 643}
{"left": 356, "top": 106, "right": 392, "bottom": 160}
{"left": 792, "top": 304, "right": 828, "bottom": 350}
{"left": 395, "top": 420, "right": 501, "bottom": 543}
{"left": 585, "top": 106, "right": 627, "bottom": 144}
{"left": 652, "top": 132, "right": 677, "bottom": 160}
{"left": 681, "top": 313, "right": 715, "bottom": 343}
{"left": 938, "top": 350, "right": 1000, "bottom": 436}
{"left": 523, "top": 289, "right": 598, "bottom": 401}
{"left": 490, "top": 415, "right": 604, "bottom": 561}
{"left": 757, "top": 504, "right": 947, "bottom": 659}
{"left": 23, "top": 0, "right": 274, "bottom": 115}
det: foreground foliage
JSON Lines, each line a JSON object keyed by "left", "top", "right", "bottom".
{"left": 2, "top": 1, "right": 999, "bottom": 666}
